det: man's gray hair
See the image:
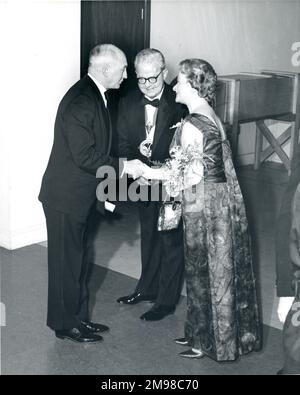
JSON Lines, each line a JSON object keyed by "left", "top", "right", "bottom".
{"left": 134, "top": 48, "right": 166, "bottom": 70}
{"left": 88, "top": 44, "right": 124, "bottom": 68}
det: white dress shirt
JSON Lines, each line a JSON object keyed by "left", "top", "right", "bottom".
{"left": 88, "top": 73, "right": 107, "bottom": 107}
{"left": 144, "top": 88, "right": 164, "bottom": 144}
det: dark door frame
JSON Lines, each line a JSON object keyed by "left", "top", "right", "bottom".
{"left": 143, "top": 0, "right": 151, "bottom": 49}
{"left": 80, "top": 0, "right": 151, "bottom": 76}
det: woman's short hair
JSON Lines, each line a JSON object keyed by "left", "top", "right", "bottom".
{"left": 179, "top": 59, "right": 217, "bottom": 107}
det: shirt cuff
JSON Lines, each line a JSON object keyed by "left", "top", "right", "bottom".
{"left": 104, "top": 201, "right": 116, "bottom": 212}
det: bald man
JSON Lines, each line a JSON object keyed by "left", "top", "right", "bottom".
{"left": 39, "top": 44, "right": 127, "bottom": 343}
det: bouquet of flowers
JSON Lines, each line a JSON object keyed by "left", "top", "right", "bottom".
{"left": 152, "top": 144, "right": 214, "bottom": 197}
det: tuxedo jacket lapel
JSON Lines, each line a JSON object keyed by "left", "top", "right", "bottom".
{"left": 137, "top": 100, "right": 146, "bottom": 143}
{"left": 106, "top": 109, "right": 113, "bottom": 155}
{"left": 87, "top": 76, "right": 112, "bottom": 155}
{"left": 151, "top": 89, "right": 173, "bottom": 155}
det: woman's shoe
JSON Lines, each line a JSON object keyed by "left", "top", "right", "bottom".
{"left": 174, "top": 337, "right": 189, "bottom": 346}
{"left": 179, "top": 348, "right": 205, "bottom": 359}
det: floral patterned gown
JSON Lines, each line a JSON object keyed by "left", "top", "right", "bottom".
{"left": 166, "top": 114, "right": 261, "bottom": 361}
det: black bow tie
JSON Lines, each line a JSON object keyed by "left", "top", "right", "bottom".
{"left": 142, "top": 97, "right": 160, "bottom": 108}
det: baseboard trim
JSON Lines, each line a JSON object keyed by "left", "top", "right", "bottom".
{"left": 0, "top": 230, "right": 11, "bottom": 250}
{"left": 0, "top": 224, "right": 47, "bottom": 250}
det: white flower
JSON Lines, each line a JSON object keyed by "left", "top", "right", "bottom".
{"left": 169, "top": 120, "right": 184, "bottom": 130}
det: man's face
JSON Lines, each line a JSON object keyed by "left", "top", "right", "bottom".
{"left": 107, "top": 56, "right": 128, "bottom": 89}
{"left": 135, "top": 62, "right": 166, "bottom": 99}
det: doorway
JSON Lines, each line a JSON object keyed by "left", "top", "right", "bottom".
{"left": 81, "top": 0, "right": 151, "bottom": 153}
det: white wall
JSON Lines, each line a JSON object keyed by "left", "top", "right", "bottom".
{"left": 150, "top": 0, "right": 300, "bottom": 164}
{"left": 0, "top": 1, "right": 10, "bottom": 248}
{"left": 0, "top": 0, "right": 299, "bottom": 249}
{"left": 0, "top": 0, "right": 81, "bottom": 250}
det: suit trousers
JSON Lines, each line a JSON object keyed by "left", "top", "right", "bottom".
{"left": 43, "top": 204, "right": 94, "bottom": 331}
{"left": 137, "top": 201, "right": 184, "bottom": 307}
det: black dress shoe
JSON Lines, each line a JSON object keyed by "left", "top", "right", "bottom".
{"left": 140, "top": 305, "right": 175, "bottom": 321}
{"left": 117, "top": 292, "right": 156, "bottom": 305}
{"left": 80, "top": 320, "right": 109, "bottom": 333}
{"left": 55, "top": 327, "right": 103, "bottom": 343}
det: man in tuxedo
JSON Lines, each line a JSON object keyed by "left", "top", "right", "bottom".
{"left": 39, "top": 44, "right": 128, "bottom": 343}
{"left": 117, "top": 49, "right": 186, "bottom": 321}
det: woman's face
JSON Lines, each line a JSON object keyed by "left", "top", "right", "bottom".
{"left": 173, "top": 72, "right": 193, "bottom": 104}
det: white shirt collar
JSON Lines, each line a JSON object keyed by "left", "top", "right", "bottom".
{"left": 88, "top": 73, "right": 107, "bottom": 107}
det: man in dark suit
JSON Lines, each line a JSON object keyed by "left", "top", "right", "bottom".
{"left": 117, "top": 49, "right": 186, "bottom": 321}
{"left": 39, "top": 44, "right": 128, "bottom": 343}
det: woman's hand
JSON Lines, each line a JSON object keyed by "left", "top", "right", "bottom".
{"left": 136, "top": 176, "right": 151, "bottom": 186}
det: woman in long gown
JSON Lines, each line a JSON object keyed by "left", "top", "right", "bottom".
{"left": 126, "top": 59, "right": 261, "bottom": 362}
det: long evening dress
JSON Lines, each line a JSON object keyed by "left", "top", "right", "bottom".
{"left": 159, "top": 113, "right": 262, "bottom": 361}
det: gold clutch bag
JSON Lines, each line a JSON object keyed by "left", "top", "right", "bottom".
{"left": 157, "top": 201, "right": 182, "bottom": 231}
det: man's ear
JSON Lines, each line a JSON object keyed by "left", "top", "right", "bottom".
{"left": 163, "top": 68, "right": 169, "bottom": 81}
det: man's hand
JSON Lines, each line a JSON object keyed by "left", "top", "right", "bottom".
{"left": 123, "top": 159, "right": 146, "bottom": 179}
{"left": 136, "top": 176, "right": 150, "bottom": 186}
{"left": 277, "top": 297, "right": 295, "bottom": 323}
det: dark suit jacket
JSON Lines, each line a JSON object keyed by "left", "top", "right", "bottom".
{"left": 276, "top": 145, "right": 300, "bottom": 296}
{"left": 39, "top": 75, "right": 120, "bottom": 222}
{"left": 117, "top": 84, "right": 187, "bottom": 163}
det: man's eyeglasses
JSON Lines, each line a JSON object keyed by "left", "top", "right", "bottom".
{"left": 137, "top": 69, "right": 164, "bottom": 85}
